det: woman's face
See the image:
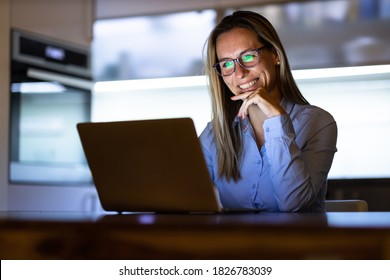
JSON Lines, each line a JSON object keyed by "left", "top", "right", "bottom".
{"left": 215, "top": 27, "right": 280, "bottom": 98}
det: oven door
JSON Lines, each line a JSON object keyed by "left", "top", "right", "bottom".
{"left": 10, "top": 66, "right": 93, "bottom": 185}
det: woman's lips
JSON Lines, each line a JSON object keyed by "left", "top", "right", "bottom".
{"left": 238, "top": 78, "right": 259, "bottom": 90}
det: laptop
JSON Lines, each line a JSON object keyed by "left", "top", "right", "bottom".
{"left": 77, "top": 118, "right": 224, "bottom": 213}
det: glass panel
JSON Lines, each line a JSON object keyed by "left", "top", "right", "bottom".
{"left": 10, "top": 83, "right": 92, "bottom": 184}
{"left": 92, "top": 65, "right": 390, "bottom": 180}
{"left": 294, "top": 65, "right": 390, "bottom": 179}
{"left": 91, "top": 3, "right": 390, "bottom": 181}
{"left": 228, "top": 0, "right": 390, "bottom": 69}
{"left": 92, "top": 76, "right": 211, "bottom": 135}
{"left": 93, "top": 10, "right": 216, "bottom": 80}
{"left": 17, "top": 90, "right": 87, "bottom": 164}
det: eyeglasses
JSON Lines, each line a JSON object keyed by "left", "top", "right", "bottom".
{"left": 213, "top": 46, "right": 267, "bottom": 77}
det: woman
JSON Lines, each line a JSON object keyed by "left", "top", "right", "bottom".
{"left": 199, "top": 11, "right": 337, "bottom": 212}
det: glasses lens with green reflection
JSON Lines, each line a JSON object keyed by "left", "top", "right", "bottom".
{"left": 214, "top": 47, "right": 264, "bottom": 76}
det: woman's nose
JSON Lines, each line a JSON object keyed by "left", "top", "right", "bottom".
{"left": 234, "top": 63, "right": 249, "bottom": 78}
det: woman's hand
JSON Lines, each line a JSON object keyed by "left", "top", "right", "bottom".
{"left": 230, "top": 72, "right": 285, "bottom": 119}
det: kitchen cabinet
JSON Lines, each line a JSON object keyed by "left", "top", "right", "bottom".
{"left": 11, "top": 0, "right": 95, "bottom": 47}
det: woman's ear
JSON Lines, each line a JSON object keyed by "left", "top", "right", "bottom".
{"left": 271, "top": 48, "right": 280, "bottom": 65}
{"left": 273, "top": 51, "right": 280, "bottom": 66}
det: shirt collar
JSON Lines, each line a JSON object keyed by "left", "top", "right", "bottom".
{"left": 280, "top": 97, "right": 294, "bottom": 114}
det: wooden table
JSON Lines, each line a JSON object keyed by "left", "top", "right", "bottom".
{"left": 1, "top": 211, "right": 390, "bottom": 259}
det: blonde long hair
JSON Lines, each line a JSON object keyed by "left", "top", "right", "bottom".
{"left": 205, "top": 11, "right": 309, "bottom": 182}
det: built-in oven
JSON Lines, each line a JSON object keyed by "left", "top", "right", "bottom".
{"left": 9, "top": 29, "right": 93, "bottom": 185}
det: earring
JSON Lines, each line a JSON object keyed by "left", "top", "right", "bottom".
{"left": 276, "top": 61, "right": 280, "bottom": 65}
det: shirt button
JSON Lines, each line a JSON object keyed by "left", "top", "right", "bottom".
{"left": 265, "top": 127, "right": 270, "bottom": 132}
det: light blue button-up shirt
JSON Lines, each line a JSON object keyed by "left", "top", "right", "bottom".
{"left": 199, "top": 99, "right": 337, "bottom": 212}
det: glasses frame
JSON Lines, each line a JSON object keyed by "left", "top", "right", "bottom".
{"left": 213, "top": 46, "right": 267, "bottom": 77}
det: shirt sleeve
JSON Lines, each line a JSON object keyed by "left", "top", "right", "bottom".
{"left": 263, "top": 109, "right": 337, "bottom": 212}
{"left": 199, "top": 123, "right": 215, "bottom": 182}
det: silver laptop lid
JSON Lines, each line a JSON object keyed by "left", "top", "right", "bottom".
{"left": 77, "top": 118, "right": 220, "bottom": 213}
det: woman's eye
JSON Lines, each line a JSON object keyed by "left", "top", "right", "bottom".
{"left": 242, "top": 54, "right": 255, "bottom": 63}
{"left": 223, "top": 61, "right": 235, "bottom": 69}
